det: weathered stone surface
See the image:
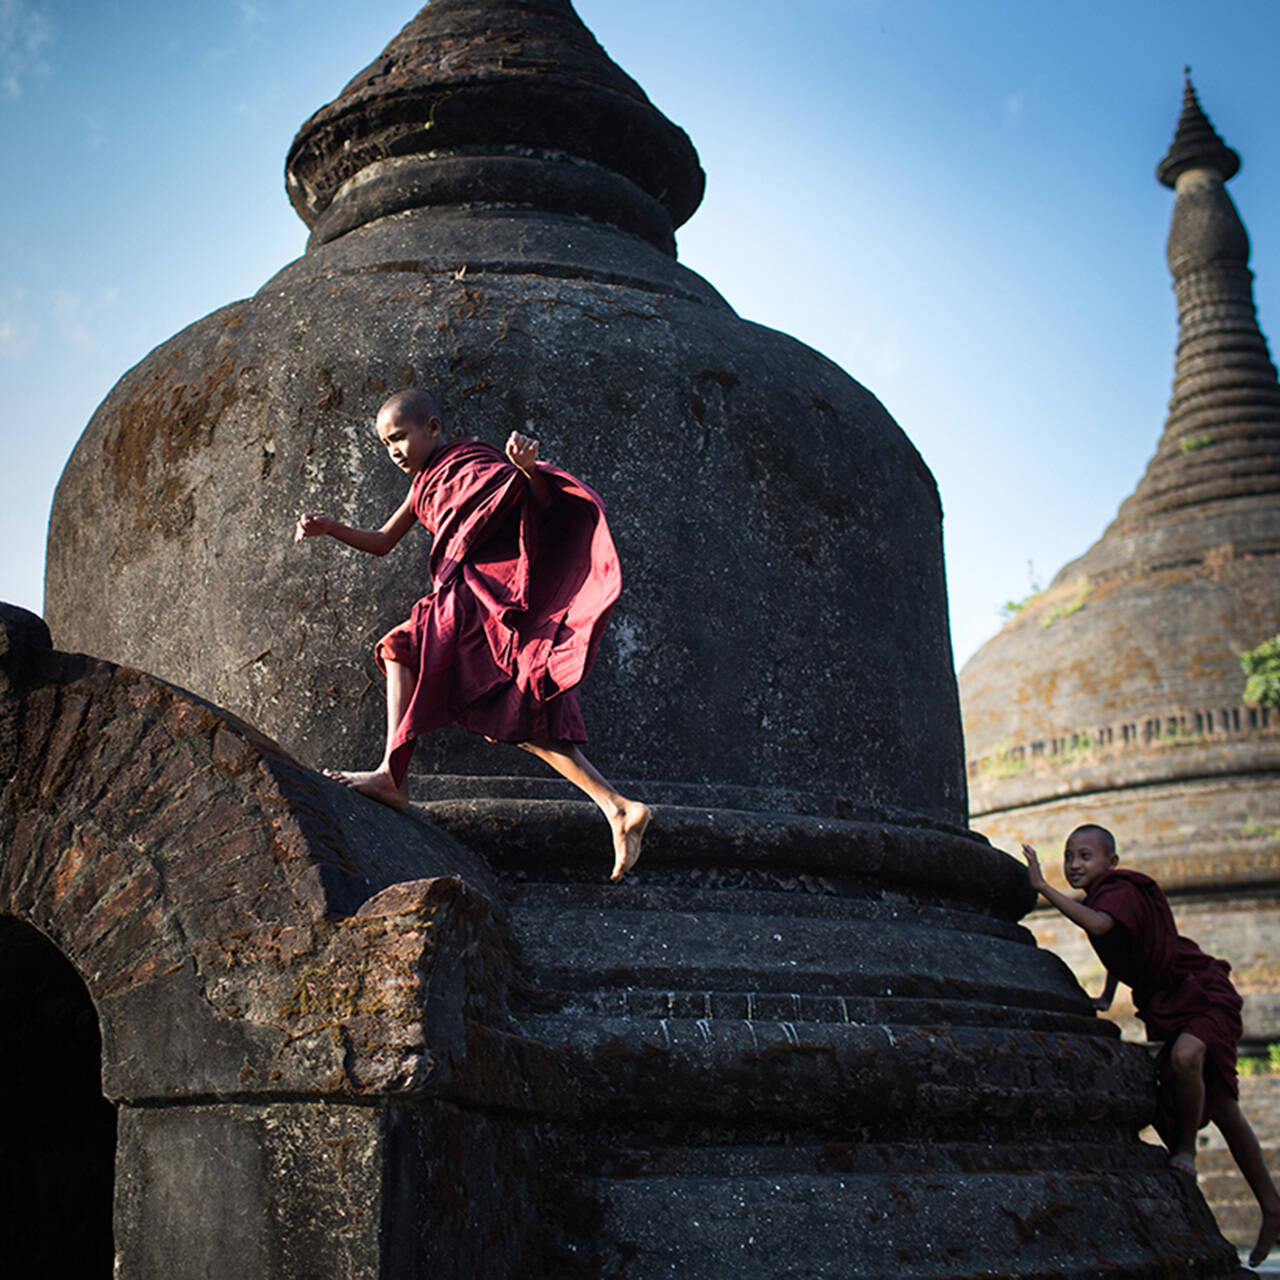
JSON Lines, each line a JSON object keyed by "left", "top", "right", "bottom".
{"left": 0, "top": 602, "right": 566, "bottom": 1277}
{"left": 112, "top": 1099, "right": 562, "bottom": 1280}
{"left": 0, "top": 602, "right": 55, "bottom": 778}
{"left": 114, "top": 1104, "right": 383, "bottom": 1280}
{"left": 427, "top": 798, "right": 1032, "bottom": 916}
{"left": 475, "top": 819, "right": 1238, "bottom": 1278}
{"left": 0, "top": 603, "right": 517, "bottom": 1103}
{"left": 285, "top": 0, "right": 705, "bottom": 251}
{"left": 44, "top": 1, "right": 964, "bottom": 830}
{"left": 583, "top": 1159, "right": 1221, "bottom": 1278}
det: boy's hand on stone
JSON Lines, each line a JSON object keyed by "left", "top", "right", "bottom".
{"left": 1020, "top": 842, "right": 1048, "bottom": 894}
{"left": 294, "top": 512, "right": 331, "bottom": 543}
{"left": 506, "top": 431, "right": 539, "bottom": 473}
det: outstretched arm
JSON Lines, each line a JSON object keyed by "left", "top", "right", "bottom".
{"left": 294, "top": 490, "right": 417, "bottom": 555}
{"left": 1020, "top": 843, "right": 1116, "bottom": 937}
{"left": 506, "top": 431, "right": 552, "bottom": 509}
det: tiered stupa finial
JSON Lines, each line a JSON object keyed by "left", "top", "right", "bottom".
{"left": 285, "top": 0, "right": 704, "bottom": 254}
{"left": 1109, "top": 74, "right": 1280, "bottom": 529}
{"left": 1156, "top": 71, "right": 1241, "bottom": 187}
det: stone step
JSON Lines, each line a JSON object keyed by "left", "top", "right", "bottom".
{"left": 503, "top": 878, "right": 1030, "bottom": 942}
{"left": 575, "top": 1164, "right": 1234, "bottom": 1279}
{"left": 518, "top": 981, "right": 1106, "bottom": 1035}
{"left": 508, "top": 1013, "right": 1145, "bottom": 1132}
{"left": 505, "top": 901, "right": 1088, "bottom": 1016}
{"left": 423, "top": 799, "right": 1035, "bottom": 923}
{"left": 564, "top": 1135, "right": 1169, "bottom": 1180}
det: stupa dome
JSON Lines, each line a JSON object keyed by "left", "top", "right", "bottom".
{"left": 45, "top": 0, "right": 964, "bottom": 827}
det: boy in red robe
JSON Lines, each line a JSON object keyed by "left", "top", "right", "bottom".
{"left": 295, "top": 387, "right": 650, "bottom": 881}
{"left": 1022, "top": 825, "right": 1280, "bottom": 1267}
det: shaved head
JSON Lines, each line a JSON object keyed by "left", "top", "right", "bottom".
{"left": 1068, "top": 823, "right": 1115, "bottom": 858}
{"left": 378, "top": 387, "right": 442, "bottom": 429}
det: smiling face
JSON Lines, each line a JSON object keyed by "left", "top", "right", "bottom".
{"left": 376, "top": 406, "right": 441, "bottom": 473}
{"left": 1063, "top": 827, "right": 1118, "bottom": 892}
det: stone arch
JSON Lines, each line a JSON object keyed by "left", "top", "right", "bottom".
{"left": 0, "top": 605, "right": 520, "bottom": 1277}
{"left": 0, "top": 605, "right": 503, "bottom": 1101}
{"left": 0, "top": 915, "right": 115, "bottom": 1277}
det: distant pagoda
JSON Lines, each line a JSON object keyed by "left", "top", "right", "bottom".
{"left": 960, "top": 75, "right": 1280, "bottom": 1244}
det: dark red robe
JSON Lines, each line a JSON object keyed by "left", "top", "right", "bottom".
{"left": 1084, "top": 867, "right": 1242, "bottom": 1143}
{"left": 375, "top": 439, "right": 621, "bottom": 782}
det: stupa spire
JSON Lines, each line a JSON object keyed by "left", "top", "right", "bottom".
{"left": 285, "top": 0, "right": 704, "bottom": 254}
{"left": 1110, "top": 73, "right": 1280, "bottom": 530}
{"left": 1155, "top": 70, "right": 1240, "bottom": 188}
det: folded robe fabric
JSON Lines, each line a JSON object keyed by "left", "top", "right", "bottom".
{"left": 1084, "top": 867, "right": 1242, "bottom": 1143}
{"left": 376, "top": 438, "right": 621, "bottom": 782}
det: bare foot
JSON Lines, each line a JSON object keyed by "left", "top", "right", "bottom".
{"left": 323, "top": 766, "right": 408, "bottom": 812}
{"left": 609, "top": 801, "right": 651, "bottom": 882}
{"left": 1250, "top": 1206, "right": 1280, "bottom": 1268}
{"left": 1168, "top": 1149, "right": 1197, "bottom": 1178}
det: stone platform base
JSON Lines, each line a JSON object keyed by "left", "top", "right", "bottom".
{"left": 424, "top": 798, "right": 1240, "bottom": 1278}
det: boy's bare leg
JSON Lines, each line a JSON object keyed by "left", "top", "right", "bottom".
{"left": 1168, "top": 1032, "right": 1208, "bottom": 1176}
{"left": 1207, "top": 1077, "right": 1280, "bottom": 1266}
{"left": 519, "top": 739, "right": 650, "bottom": 881}
{"left": 324, "top": 659, "right": 413, "bottom": 811}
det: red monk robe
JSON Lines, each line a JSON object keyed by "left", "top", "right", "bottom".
{"left": 375, "top": 438, "right": 621, "bottom": 784}
{"left": 1084, "top": 867, "right": 1243, "bottom": 1146}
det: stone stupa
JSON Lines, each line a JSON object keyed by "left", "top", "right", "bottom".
{"left": 13, "top": 11, "right": 1241, "bottom": 1277}
{"left": 45, "top": 0, "right": 965, "bottom": 825}
{"left": 961, "top": 74, "right": 1280, "bottom": 1247}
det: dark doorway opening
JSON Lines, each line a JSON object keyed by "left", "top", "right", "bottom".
{"left": 0, "top": 916, "right": 116, "bottom": 1276}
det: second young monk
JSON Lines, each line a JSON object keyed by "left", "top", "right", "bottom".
{"left": 1023, "top": 824, "right": 1280, "bottom": 1268}
{"left": 294, "top": 387, "right": 650, "bottom": 881}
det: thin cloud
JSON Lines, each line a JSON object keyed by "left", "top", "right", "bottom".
{"left": 0, "top": 288, "right": 36, "bottom": 359}
{"left": 842, "top": 320, "right": 908, "bottom": 394}
{"left": 205, "top": 0, "right": 270, "bottom": 65}
{"left": 83, "top": 105, "right": 107, "bottom": 151}
{"left": 1004, "top": 90, "right": 1025, "bottom": 122}
{"left": 869, "top": 333, "right": 907, "bottom": 384}
{"left": 51, "top": 287, "right": 120, "bottom": 351}
{"left": 0, "top": 0, "right": 54, "bottom": 99}
{"left": 237, "top": 1, "right": 268, "bottom": 31}
{"left": 0, "top": 316, "right": 36, "bottom": 359}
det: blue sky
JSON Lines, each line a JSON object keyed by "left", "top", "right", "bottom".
{"left": 4, "top": 0, "right": 1280, "bottom": 671}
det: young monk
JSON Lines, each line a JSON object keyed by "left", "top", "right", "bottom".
{"left": 294, "top": 387, "right": 650, "bottom": 881}
{"left": 1022, "top": 825, "right": 1280, "bottom": 1267}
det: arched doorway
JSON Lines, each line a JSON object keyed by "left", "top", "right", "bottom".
{"left": 0, "top": 916, "right": 116, "bottom": 1276}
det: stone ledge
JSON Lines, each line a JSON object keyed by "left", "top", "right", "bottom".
{"left": 423, "top": 798, "right": 1034, "bottom": 920}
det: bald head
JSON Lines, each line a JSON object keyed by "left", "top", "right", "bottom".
{"left": 377, "top": 387, "right": 443, "bottom": 431}
{"left": 1068, "top": 823, "right": 1116, "bottom": 858}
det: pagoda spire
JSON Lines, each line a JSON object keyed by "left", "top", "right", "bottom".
{"left": 1110, "top": 73, "right": 1280, "bottom": 529}
{"left": 1155, "top": 70, "right": 1240, "bottom": 187}
{"left": 285, "top": 0, "right": 704, "bottom": 254}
